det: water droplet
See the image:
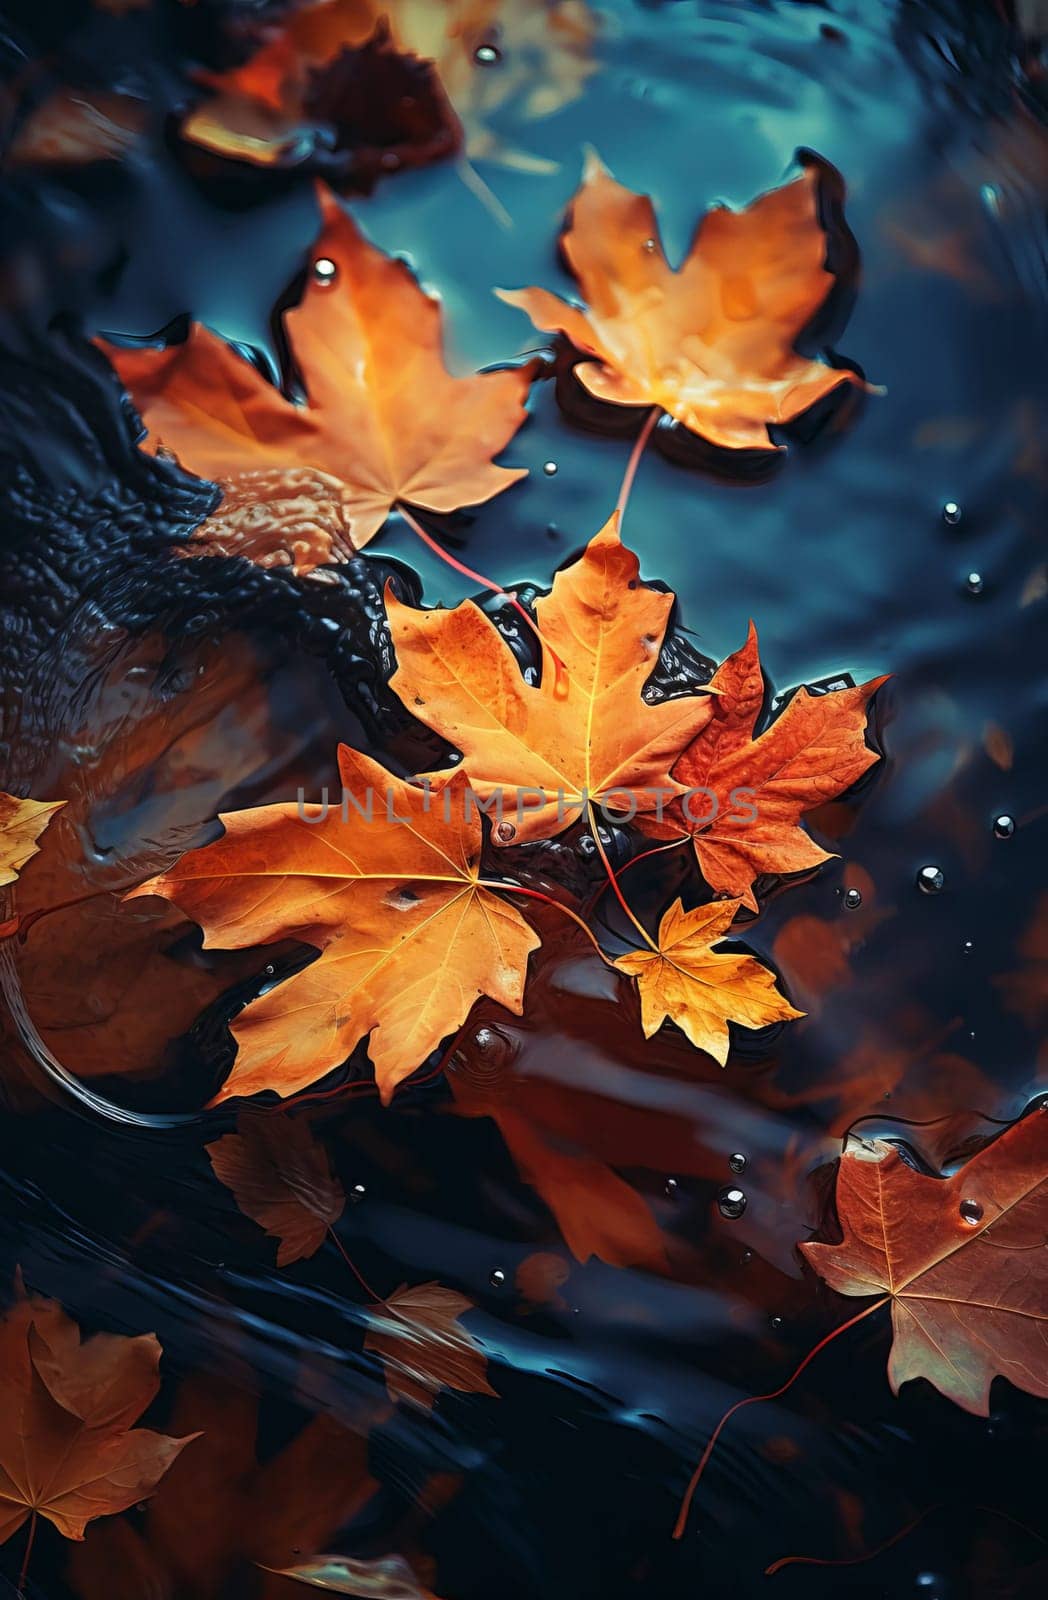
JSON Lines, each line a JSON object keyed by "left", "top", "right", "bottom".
{"left": 917, "top": 864, "right": 944, "bottom": 895}
{"left": 489, "top": 1267, "right": 506, "bottom": 1287}
{"left": 474, "top": 42, "right": 501, "bottom": 65}
{"left": 915, "top": 1576, "right": 943, "bottom": 1592}
{"left": 664, "top": 1177, "right": 679, "bottom": 1198}
{"left": 965, "top": 571, "right": 984, "bottom": 595}
{"left": 993, "top": 814, "right": 1015, "bottom": 839}
{"left": 717, "top": 1186, "right": 747, "bottom": 1219}
{"left": 542, "top": 460, "right": 558, "bottom": 476}
{"left": 843, "top": 887, "right": 863, "bottom": 910}
{"left": 642, "top": 237, "right": 657, "bottom": 253}
{"left": 495, "top": 821, "right": 516, "bottom": 843}
{"left": 312, "top": 256, "right": 338, "bottom": 287}
{"left": 522, "top": 666, "right": 538, "bottom": 686}
{"left": 962, "top": 939, "right": 974, "bottom": 954}
{"left": 350, "top": 1183, "right": 366, "bottom": 1203}
{"left": 264, "top": 964, "right": 275, "bottom": 976}
{"left": 577, "top": 834, "right": 597, "bottom": 858}
{"left": 942, "top": 500, "right": 962, "bottom": 525}
{"left": 475, "top": 1027, "right": 494, "bottom": 1048}
{"left": 741, "top": 1249, "right": 753, "bottom": 1263}
{"left": 728, "top": 1152, "right": 747, "bottom": 1174}
{"left": 959, "top": 1197, "right": 983, "bottom": 1225}
{"left": 447, "top": 750, "right": 462, "bottom": 764}
{"left": 769, "top": 1315, "right": 783, "bottom": 1331}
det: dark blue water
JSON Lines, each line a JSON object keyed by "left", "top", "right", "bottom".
{"left": 0, "top": 2, "right": 1046, "bottom": 1597}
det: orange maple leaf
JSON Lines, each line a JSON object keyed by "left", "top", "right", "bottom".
{"left": 104, "top": 187, "right": 535, "bottom": 563}
{"left": 128, "top": 745, "right": 540, "bottom": 1106}
{"left": 207, "top": 1112, "right": 345, "bottom": 1266}
{"left": 639, "top": 625, "right": 887, "bottom": 911}
{"left": 801, "top": 1109, "right": 1048, "bottom": 1415}
{"left": 498, "top": 151, "right": 872, "bottom": 450}
{"left": 0, "top": 1282, "right": 195, "bottom": 1545}
{"left": 386, "top": 516, "right": 715, "bottom": 845}
{"left": 613, "top": 899, "right": 802, "bottom": 1065}
{"left": 363, "top": 1283, "right": 496, "bottom": 1410}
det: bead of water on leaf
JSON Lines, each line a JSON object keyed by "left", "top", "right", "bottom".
{"left": 917, "top": 864, "right": 944, "bottom": 894}
{"left": 489, "top": 1267, "right": 506, "bottom": 1287}
{"left": 993, "top": 814, "right": 1015, "bottom": 838}
{"left": 642, "top": 237, "right": 656, "bottom": 253}
{"left": 717, "top": 1186, "right": 747, "bottom": 1219}
{"left": 474, "top": 42, "right": 501, "bottom": 65}
{"left": 942, "top": 500, "right": 962, "bottom": 525}
{"left": 542, "top": 460, "right": 558, "bottom": 476}
{"left": 842, "top": 887, "right": 863, "bottom": 909}
{"left": 959, "top": 1197, "right": 983, "bottom": 1225}
{"left": 965, "top": 571, "right": 984, "bottom": 595}
{"left": 728, "top": 1152, "right": 747, "bottom": 1174}
{"left": 313, "top": 257, "right": 338, "bottom": 287}
{"left": 664, "top": 1177, "right": 679, "bottom": 1198}
{"left": 350, "top": 1183, "right": 366, "bottom": 1203}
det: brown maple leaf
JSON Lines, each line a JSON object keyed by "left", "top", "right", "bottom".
{"left": 639, "top": 625, "right": 887, "bottom": 910}
{"left": 386, "top": 517, "right": 715, "bottom": 845}
{"left": 801, "top": 1109, "right": 1048, "bottom": 1415}
{"left": 128, "top": 744, "right": 540, "bottom": 1106}
{"left": 0, "top": 1282, "right": 195, "bottom": 1545}
{"left": 207, "top": 1112, "right": 345, "bottom": 1266}
{"left": 613, "top": 899, "right": 802, "bottom": 1065}
{"left": 498, "top": 151, "right": 872, "bottom": 450}
{"left": 104, "top": 186, "right": 535, "bottom": 564}
{"left": 364, "top": 1283, "right": 496, "bottom": 1410}
{"left": 0, "top": 792, "right": 64, "bottom": 891}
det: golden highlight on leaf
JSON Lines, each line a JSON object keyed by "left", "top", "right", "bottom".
{"left": 128, "top": 745, "right": 540, "bottom": 1105}
{"left": 801, "top": 1109, "right": 1048, "bottom": 1415}
{"left": 499, "top": 151, "right": 872, "bottom": 450}
{"left": 387, "top": 517, "right": 715, "bottom": 844}
{"left": 0, "top": 793, "right": 64, "bottom": 890}
{"left": 104, "top": 186, "right": 535, "bottom": 556}
{"left": 614, "top": 898, "right": 802, "bottom": 1064}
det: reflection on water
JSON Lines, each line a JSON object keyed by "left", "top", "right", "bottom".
{"left": 0, "top": 2, "right": 1046, "bottom": 1596}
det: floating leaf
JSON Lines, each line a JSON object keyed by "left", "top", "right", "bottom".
{"left": 613, "top": 899, "right": 802, "bottom": 1065}
{"left": 364, "top": 1283, "right": 496, "bottom": 1410}
{"left": 499, "top": 152, "right": 871, "bottom": 450}
{"left": 801, "top": 1110, "right": 1048, "bottom": 1415}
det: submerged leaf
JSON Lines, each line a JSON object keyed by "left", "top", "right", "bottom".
{"left": 499, "top": 152, "right": 872, "bottom": 450}
{"left": 0, "top": 1283, "right": 195, "bottom": 1544}
{"left": 0, "top": 792, "right": 63, "bottom": 890}
{"left": 364, "top": 1283, "right": 496, "bottom": 1410}
{"left": 207, "top": 1112, "right": 345, "bottom": 1265}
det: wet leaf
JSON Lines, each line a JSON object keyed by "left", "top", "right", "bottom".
{"left": 207, "top": 1112, "right": 345, "bottom": 1266}
{"left": 104, "top": 186, "right": 535, "bottom": 556}
{"left": 188, "top": 468, "right": 355, "bottom": 579}
{"left": 613, "top": 899, "right": 802, "bottom": 1065}
{"left": 640, "top": 625, "right": 887, "bottom": 910}
{"left": 386, "top": 516, "right": 715, "bottom": 845}
{"left": 364, "top": 1283, "right": 496, "bottom": 1410}
{"left": 801, "top": 1109, "right": 1048, "bottom": 1415}
{"left": 0, "top": 1282, "right": 195, "bottom": 1544}
{"left": 499, "top": 152, "right": 871, "bottom": 450}
{"left": 129, "top": 745, "right": 540, "bottom": 1105}
{"left": 8, "top": 89, "right": 145, "bottom": 165}
{"left": 0, "top": 792, "right": 63, "bottom": 890}
{"left": 262, "top": 1551, "right": 440, "bottom": 1596}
